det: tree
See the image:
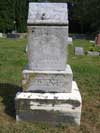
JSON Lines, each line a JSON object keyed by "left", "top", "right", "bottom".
{"left": 71, "top": 0, "right": 100, "bottom": 34}
{"left": 0, "top": 0, "right": 15, "bottom": 32}
{"left": 15, "top": 0, "right": 27, "bottom": 32}
{"left": 0, "top": 0, "right": 100, "bottom": 34}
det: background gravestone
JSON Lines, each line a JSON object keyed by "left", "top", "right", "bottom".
{"left": 87, "top": 51, "right": 99, "bottom": 56}
{"left": 75, "top": 47, "right": 84, "bottom": 55}
{"left": 96, "top": 34, "right": 100, "bottom": 46}
{"left": 0, "top": 33, "right": 3, "bottom": 38}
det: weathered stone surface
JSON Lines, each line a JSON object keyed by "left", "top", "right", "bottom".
{"left": 15, "top": 81, "right": 82, "bottom": 125}
{"left": 75, "top": 47, "right": 84, "bottom": 56}
{"left": 22, "top": 65, "right": 73, "bottom": 93}
{"left": 27, "top": 26, "right": 68, "bottom": 71}
{"left": 27, "top": 3, "right": 68, "bottom": 25}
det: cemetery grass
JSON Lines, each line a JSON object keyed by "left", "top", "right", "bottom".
{"left": 0, "top": 38, "right": 100, "bottom": 132}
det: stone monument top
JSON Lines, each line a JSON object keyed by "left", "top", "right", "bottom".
{"left": 27, "top": 3, "right": 68, "bottom": 25}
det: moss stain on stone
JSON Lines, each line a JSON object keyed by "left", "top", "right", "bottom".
{"left": 22, "top": 73, "right": 38, "bottom": 91}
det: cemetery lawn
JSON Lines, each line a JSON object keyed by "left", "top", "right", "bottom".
{"left": 0, "top": 38, "right": 100, "bottom": 132}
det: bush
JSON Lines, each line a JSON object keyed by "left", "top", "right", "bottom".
{"left": 88, "top": 46, "right": 95, "bottom": 51}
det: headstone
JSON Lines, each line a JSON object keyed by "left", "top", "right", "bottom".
{"left": 15, "top": 2, "right": 82, "bottom": 126}
{"left": 68, "top": 37, "right": 73, "bottom": 45}
{"left": 75, "top": 47, "right": 84, "bottom": 55}
{"left": 89, "top": 40, "right": 95, "bottom": 44}
{"left": 87, "top": 51, "right": 99, "bottom": 56}
{"left": 0, "top": 33, "right": 3, "bottom": 38}
{"left": 96, "top": 34, "right": 100, "bottom": 46}
{"left": 25, "top": 44, "right": 28, "bottom": 53}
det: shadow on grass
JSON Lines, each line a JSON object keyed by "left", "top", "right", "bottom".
{"left": 0, "top": 83, "right": 22, "bottom": 118}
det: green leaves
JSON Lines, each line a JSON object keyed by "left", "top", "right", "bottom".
{"left": 0, "top": 0, "right": 100, "bottom": 33}
{"left": 0, "top": 0, "right": 15, "bottom": 32}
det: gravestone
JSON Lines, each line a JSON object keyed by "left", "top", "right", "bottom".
{"left": 75, "top": 47, "right": 84, "bottom": 55}
{"left": 0, "top": 33, "right": 3, "bottom": 38}
{"left": 96, "top": 34, "right": 100, "bottom": 46}
{"left": 15, "top": 2, "right": 82, "bottom": 125}
{"left": 87, "top": 51, "right": 99, "bottom": 56}
{"left": 68, "top": 37, "right": 73, "bottom": 45}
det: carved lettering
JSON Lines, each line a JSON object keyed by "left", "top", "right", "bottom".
{"left": 29, "top": 75, "right": 66, "bottom": 88}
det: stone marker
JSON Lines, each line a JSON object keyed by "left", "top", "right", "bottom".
{"left": 89, "top": 40, "right": 95, "bottom": 44}
{"left": 68, "top": 37, "right": 73, "bottom": 45}
{"left": 87, "top": 51, "right": 99, "bottom": 56}
{"left": 75, "top": 47, "right": 84, "bottom": 56}
{"left": 0, "top": 33, "right": 3, "bottom": 38}
{"left": 15, "top": 2, "right": 82, "bottom": 125}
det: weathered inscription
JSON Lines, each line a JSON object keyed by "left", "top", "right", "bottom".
{"left": 22, "top": 65, "right": 73, "bottom": 93}
{"left": 29, "top": 75, "right": 67, "bottom": 88}
{"left": 28, "top": 26, "right": 68, "bottom": 70}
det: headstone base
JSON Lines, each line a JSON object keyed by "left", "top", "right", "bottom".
{"left": 15, "top": 81, "right": 82, "bottom": 125}
{"left": 22, "top": 65, "right": 73, "bottom": 93}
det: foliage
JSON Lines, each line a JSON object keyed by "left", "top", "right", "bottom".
{"left": 15, "top": 0, "right": 27, "bottom": 32}
{"left": 71, "top": 0, "right": 100, "bottom": 34}
{"left": 88, "top": 46, "right": 96, "bottom": 52}
{"left": 0, "top": 0, "right": 100, "bottom": 33}
{"left": 0, "top": 0, "right": 15, "bottom": 32}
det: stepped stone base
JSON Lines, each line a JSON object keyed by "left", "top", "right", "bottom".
{"left": 15, "top": 81, "right": 82, "bottom": 125}
{"left": 22, "top": 65, "right": 73, "bottom": 93}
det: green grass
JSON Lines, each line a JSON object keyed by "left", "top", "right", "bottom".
{"left": 0, "top": 38, "right": 100, "bottom": 132}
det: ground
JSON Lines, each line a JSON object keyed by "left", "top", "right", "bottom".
{"left": 0, "top": 38, "right": 100, "bottom": 132}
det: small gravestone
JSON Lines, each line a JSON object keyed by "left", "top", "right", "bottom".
{"left": 96, "top": 34, "right": 100, "bottom": 46}
{"left": 0, "top": 33, "right": 3, "bottom": 38}
{"left": 15, "top": 2, "right": 82, "bottom": 126}
{"left": 87, "top": 51, "right": 99, "bottom": 56}
{"left": 7, "top": 33, "right": 20, "bottom": 39}
{"left": 89, "top": 40, "right": 95, "bottom": 44}
{"left": 68, "top": 37, "right": 73, "bottom": 45}
{"left": 75, "top": 47, "right": 84, "bottom": 55}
